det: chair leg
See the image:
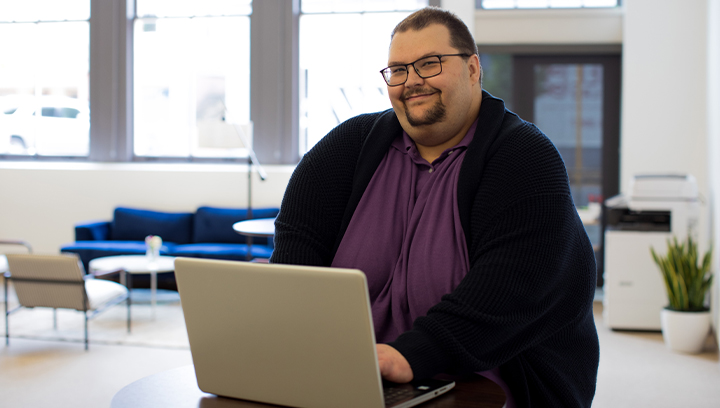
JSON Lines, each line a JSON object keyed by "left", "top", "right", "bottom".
{"left": 84, "top": 311, "right": 89, "bottom": 351}
{"left": 4, "top": 277, "right": 8, "bottom": 346}
{"left": 126, "top": 271, "right": 131, "bottom": 334}
{"left": 127, "top": 298, "right": 131, "bottom": 334}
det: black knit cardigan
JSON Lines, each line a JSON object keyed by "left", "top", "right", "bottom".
{"left": 270, "top": 91, "right": 600, "bottom": 407}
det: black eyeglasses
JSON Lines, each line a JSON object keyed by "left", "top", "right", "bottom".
{"left": 379, "top": 53, "right": 471, "bottom": 86}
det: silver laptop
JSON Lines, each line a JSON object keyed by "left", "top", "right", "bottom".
{"left": 174, "top": 257, "right": 455, "bottom": 408}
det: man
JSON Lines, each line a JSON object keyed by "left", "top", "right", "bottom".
{"left": 270, "top": 7, "right": 599, "bottom": 407}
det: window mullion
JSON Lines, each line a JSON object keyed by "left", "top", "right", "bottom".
{"left": 89, "top": 0, "right": 133, "bottom": 162}
{"left": 250, "top": 0, "right": 300, "bottom": 165}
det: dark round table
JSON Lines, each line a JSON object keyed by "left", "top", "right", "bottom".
{"left": 111, "top": 365, "right": 506, "bottom": 408}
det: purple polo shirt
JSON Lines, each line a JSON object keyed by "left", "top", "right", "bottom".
{"left": 331, "top": 119, "right": 516, "bottom": 407}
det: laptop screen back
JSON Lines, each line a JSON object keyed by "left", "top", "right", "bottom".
{"left": 175, "top": 257, "right": 386, "bottom": 408}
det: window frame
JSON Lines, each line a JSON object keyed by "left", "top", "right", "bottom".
{"left": 126, "top": 0, "right": 299, "bottom": 165}
{"left": 95, "top": 0, "right": 265, "bottom": 164}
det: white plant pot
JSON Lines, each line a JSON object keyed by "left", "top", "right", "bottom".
{"left": 660, "top": 308, "right": 711, "bottom": 354}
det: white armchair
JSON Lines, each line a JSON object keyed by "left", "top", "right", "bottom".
{"left": 4, "top": 253, "right": 130, "bottom": 350}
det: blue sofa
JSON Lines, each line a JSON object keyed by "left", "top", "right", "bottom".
{"left": 61, "top": 206, "right": 279, "bottom": 287}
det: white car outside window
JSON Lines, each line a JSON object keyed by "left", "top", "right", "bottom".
{"left": 0, "top": 95, "right": 89, "bottom": 156}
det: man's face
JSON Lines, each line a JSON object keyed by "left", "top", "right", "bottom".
{"left": 386, "top": 24, "right": 475, "bottom": 136}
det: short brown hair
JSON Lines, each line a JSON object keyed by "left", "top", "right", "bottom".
{"left": 391, "top": 7, "right": 479, "bottom": 57}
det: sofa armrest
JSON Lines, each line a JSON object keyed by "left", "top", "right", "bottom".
{"left": 75, "top": 221, "right": 111, "bottom": 241}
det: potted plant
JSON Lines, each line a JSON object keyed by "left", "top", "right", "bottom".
{"left": 651, "top": 236, "right": 713, "bottom": 353}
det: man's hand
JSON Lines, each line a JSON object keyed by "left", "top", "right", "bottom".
{"left": 376, "top": 344, "right": 413, "bottom": 383}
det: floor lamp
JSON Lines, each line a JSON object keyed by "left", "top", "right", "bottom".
{"left": 231, "top": 121, "right": 267, "bottom": 261}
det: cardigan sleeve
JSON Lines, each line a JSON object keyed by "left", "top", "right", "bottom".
{"left": 390, "top": 193, "right": 596, "bottom": 371}
{"left": 270, "top": 114, "right": 372, "bottom": 266}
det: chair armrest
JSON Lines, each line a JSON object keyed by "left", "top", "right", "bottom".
{"left": 0, "top": 240, "right": 32, "bottom": 253}
{"left": 89, "top": 267, "right": 125, "bottom": 279}
{"left": 75, "top": 221, "right": 111, "bottom": 241}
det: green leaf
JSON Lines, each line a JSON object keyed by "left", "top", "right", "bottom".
{"left": 650, "top": 236, "right": 713, "bottom": 312}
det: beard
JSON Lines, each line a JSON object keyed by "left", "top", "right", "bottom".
{"left": 402, "top": 88, "right": 446, "bottom": 127}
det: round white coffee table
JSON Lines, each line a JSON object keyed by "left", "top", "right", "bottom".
{"left": 233, "top": 218, "right": 276, "bottom": 261}
{"left": 232, "top": 218, "right": 276, "bottom": 238}
{"left": 89, "top": 255, "right": 176, "bottom": 318}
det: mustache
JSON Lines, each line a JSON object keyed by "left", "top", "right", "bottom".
{"left": 402, "top": 88, "right": 439, "bottom": 100}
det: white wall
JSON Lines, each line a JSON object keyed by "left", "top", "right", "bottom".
{"left": 621, "top": 0, "right": 710, "bottom": 196}
{"left": 621, "top": 0, "right": 718, "bottom": 339}
{"left": 475, "top": 8, "right": 622, "bottom": 44}
{"left": 0, "top": 163, "right": 293, "bottom": 254}
{"left": 708, "top": 0, "right": 720, "bottom": 336}
{"left": 441, "top": 0, "right": 475, "bottom": 34}
{"left": 625, "top": 2, "right": 716, "bottom": 335}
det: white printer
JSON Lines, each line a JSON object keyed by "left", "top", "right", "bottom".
{"left": 603, "top": 174, "right": 700, "bottom": 330}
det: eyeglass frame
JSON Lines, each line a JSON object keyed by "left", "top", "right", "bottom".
{"left": 379, "top": 53, "right": 472, "bottom": 86}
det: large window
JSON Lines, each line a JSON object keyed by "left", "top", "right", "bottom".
{"left": 133, "top": 1, "right": 252, "bottom": 159}
{"left": 0, "top": 1, "right": 90, "bottom": 157}
{"left": 299, "top": 0, "right": 427, "bottom": 155}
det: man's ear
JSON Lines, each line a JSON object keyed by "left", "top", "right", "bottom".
{"left": 467, "top": 54, "right": 481, "bottom": 84}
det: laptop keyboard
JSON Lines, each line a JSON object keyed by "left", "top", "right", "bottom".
{"left": 383, "top": 384, "right": 422, "bottom": 406}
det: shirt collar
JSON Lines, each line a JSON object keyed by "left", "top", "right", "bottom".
{"left": 390, "top": 118, "right": 479, "bottom": 165}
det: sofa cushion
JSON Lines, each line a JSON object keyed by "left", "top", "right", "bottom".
{"left": 193, "top": 206, "right": 279, "bottom": 244}
{"left": 62, "top": 241, "right": 175, "bottom": 254}
{"left": 111, "top": 207, "right": 194, "bottom": 244}
{"left": 75, "top": 221, "right": 111, "bottom": 241}
{"left": 169, "top": 243, "right": 274, "bottom": 260}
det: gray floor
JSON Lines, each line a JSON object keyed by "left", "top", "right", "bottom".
{"left": 0, "top": 339, "right": 193, "bottom": 407}
{"left": 0, "top": 301, "right": 718, "bottom": 407}
{"left": 592, "top": 302, "right": 720, "bottom": 407}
